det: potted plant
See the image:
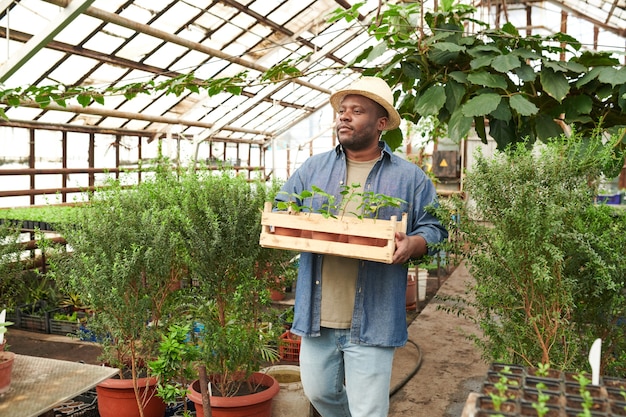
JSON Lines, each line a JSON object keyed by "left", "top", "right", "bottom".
{"left": 0, "top": 309, "right": 16, "bottom": 394}
{"left": 148, "top": 323, "right": 199, "bottom": 417}
{"left": 48, "top": 308, "right": 87, "bottom": 337}
{"left": 51, "top": 171, "right": 188, "bottom": 417}
{"left": 436, "top": 132, "right": 626, "bottom": 373}
{"left": 0, "top": 221, "right": 26, "bottom": 326}
{"left": 172, "top": 170, "right": 282, "bottom": 417}
{"left": 262, "top": 184, "right": 408, "bottom": 263}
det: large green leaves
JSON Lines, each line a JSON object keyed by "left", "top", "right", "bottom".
{"left": 540, "top": 68, "right": 569, "bottom": 103}
{"left": 510, "top": 95, "right": 539, "bottom": 116}
{"left": 381, "top": 128, "right": 403, "bottom": 151}
{"left": 467, "top": 72, "right": 508, "bottom": 89}
{"left": 462, "top": 93, "right": 501, "bottom": 117}
{"left": 597, "top": 67, "right": 626, "bottom": 87}
{"left": 535, "top": 114, "right": 564, "bottom": 141}
{"left": 415, "top": 84, "right": 446, "bottom": 116}
{"left": 350, "top": 2, "right": 625, "bottom": 153}
{"left": 448, "top": 108, "right": 473, "bottom": 142}
{"left": 491, "top": 54, "right": 521, "bottom": 73}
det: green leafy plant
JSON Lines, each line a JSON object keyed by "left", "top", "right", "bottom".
{"left": 0, "top": 71, "right": 249, "bottom": 121}
{"left": 58, "top": 292, "right": 90, "bottom": 312}
{"left": 358, "top": 191, "right": 406, "bottom": 220}
{"left": 573, "top": 373, "right": 594, "bottom": 416}
{"left": 278, "top": 184, "right": 406, "bottom": 222}
{"left": 0, "top": 205, "right": 79, "bottom": 229}
{"left": 0, "top": 221, "right": 25, "bottom": 310}
{"left": 174, "top": 170, "right": 282, "bottom": 400}
{"left": 334, "top": 2, "right": 626, "bottom": 166}
{"left": 532, "top": 382, "right": 551, "bottom": 417}
{"left": 276, "top": 189, "right": 314, "bottom": 214}
{"left": 53, "top": 311, "right": 79, "bottom": 322}
{"left": 435, "top": 132, "right": 626, "bottom": 372}
{"left": 148, "top": 323, "right": 199, "bottom": 416}
{"left": 488, "top": 369, "right": 518, "bottom": 411}
{"left": 51, "top": 171, "right": 187, "bottom": 417}
{"left": 534, "top": 363, "right": 552, "bottom": 378}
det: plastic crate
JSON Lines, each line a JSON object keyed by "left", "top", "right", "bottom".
{"left": 279, "top": 330, "right": 301, "bottom": 362}
{"left": 49, "top": 318, "right": 80, "bottom": 336}
{"left": 48, "top": 308, "right": 86, "bottom": 336}
{"left": 53, "top": 389, "right": 98, "bottom": 417}
{"left": 597, "top": 193, "right": 622, "bottom": 205}
{"left": 17, "top": 302, "right": 51, "bottom": 333}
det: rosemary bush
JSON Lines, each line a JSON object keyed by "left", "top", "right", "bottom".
{"left": 439, "top": 133, "right": 626, "bottom": 374}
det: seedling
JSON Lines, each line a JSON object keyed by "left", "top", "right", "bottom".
{"left": 532, "top": 382, "right": 551, "bottom": 417}
{"left": 573, "top": 372, "right": 594, "bottom": 416}
{"left": 276, "top": 190, "right": 314, "bottom": 213}
{"left": 534, "top": 362, "right": 551, "bottom": 377}
{"left": 488, "top": 368, "right": 518, "bottom": 412}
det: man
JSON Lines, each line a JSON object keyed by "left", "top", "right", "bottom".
{"left": 275, "top": 76, "right": 448, "bottom": 417}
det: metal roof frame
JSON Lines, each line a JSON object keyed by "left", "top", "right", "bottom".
{"left": 0, "top": 0, "right": 623, "bottom": 150}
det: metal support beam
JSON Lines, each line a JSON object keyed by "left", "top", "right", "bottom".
{"left": 0, "top": 0, "right": 97, "bottom": 83}
{"left": 0, "top": 0, "right": 15, "bottom": 15}
{"left": 546, "top": 0, "right": 626, "bottom": 37}
{"left": 42, "top": 0, "right": 331, "bottom": 94}
{"left": 0, "top": 118, "right": 267, "bottom": 145}
{"left": 10, "top": 100, "right": 272, "bottom": 138}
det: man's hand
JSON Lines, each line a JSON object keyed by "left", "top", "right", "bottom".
{"left": 392, "top": 233, "right": 427, "bottom": 264}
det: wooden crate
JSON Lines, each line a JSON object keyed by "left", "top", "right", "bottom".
{"left": 259, "top": 202, "right": 407, "bottom": 264}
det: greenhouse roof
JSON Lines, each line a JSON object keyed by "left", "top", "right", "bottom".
{"left": 0, "top": 0, "right": 624, "bottom": 148}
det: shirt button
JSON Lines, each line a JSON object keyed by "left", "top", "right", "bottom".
{"left": 315, "top": 281, "right": 320, "bottom": 285}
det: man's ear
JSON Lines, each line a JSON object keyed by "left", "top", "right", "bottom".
{"left": 377, "top": 116, "right": 389, "bottom": 131}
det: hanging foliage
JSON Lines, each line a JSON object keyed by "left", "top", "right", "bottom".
{"left": 330, "top": 2, "right": 626, "bottom": 173}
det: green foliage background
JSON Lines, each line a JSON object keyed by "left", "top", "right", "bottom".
{"left": 439, "top": 134, "right": 626, "bottom": 374}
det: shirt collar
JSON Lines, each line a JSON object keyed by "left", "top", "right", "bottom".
{"left": 335, "top": 141, "right": 392, "bottom": 160}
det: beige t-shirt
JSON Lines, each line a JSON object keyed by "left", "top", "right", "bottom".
{"left": 320, "top": 157, "right": 378, "bottom": 328}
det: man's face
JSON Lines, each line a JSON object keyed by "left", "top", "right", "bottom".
{"left": 335, "top": 94, "right": 388, "bottom": 151}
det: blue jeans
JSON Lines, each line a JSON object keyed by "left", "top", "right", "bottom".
{"left": 299, "top": 328, "right": 396, "bottom": 417}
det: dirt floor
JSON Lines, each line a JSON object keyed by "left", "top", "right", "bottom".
{"left": 7, "top": 261, "right": 489, "bottom": 416}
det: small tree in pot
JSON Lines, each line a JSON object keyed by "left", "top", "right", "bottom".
{"left": 0, "top": 221, "right": 26, "bottom": 318}
{"left": 436, "top": 132, "right": 626, "bottom": 374}
{"left": 0, "top": 309, "right": 15, "bottom": 394}
{"left": 175, "top": 170, "right": 282, "bottom": 416}
{"left": 52, "top": 171, "right": 188, "bottom": 417}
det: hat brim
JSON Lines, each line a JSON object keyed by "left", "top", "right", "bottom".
{"left": 329, "top": 89, "right": 401, "bottom": 131}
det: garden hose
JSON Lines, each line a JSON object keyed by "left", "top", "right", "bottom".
{"left": 389, "top": 339, "right": 423, "bottom": 398}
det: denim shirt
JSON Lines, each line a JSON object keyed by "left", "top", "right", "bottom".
{"left": 276, "top": 142, "right": 448, "bottom": 347}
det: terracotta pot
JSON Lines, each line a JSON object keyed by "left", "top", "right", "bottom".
{"left": 274, "top": 227, "right": 302, "bottom": 237}
{"left": 405, "top": 271, "right": 417, "bottom": 310}
{"left": 0, "top": 351, "right": 15, "bottom": 394}
{"left": 187, "top": 372, "right": 280, "bottom": 417}
{"left": 311, "top": 231, "right": 339, "bottom": 241}
{"left": 96, "top": 376, "right": 166, "bottom": 417}
{"left": 347, "top": 235, "right": 386, "bottom": 247}
{"left": 270, "top": 289, "right": 286, "bottom": 301}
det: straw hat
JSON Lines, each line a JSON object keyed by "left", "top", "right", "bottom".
{"left": 329, "top": 76, "right": 401, "bottom": 131}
